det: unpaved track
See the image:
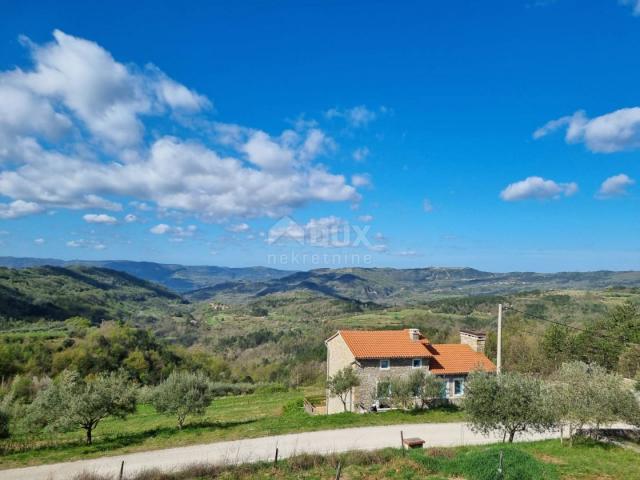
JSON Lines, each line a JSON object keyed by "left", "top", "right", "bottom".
{"left": 0, "top": 422, "right": 563, "bottom": 479}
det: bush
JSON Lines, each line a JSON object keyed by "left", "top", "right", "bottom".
{"left": 209, "top": 382, "right": 256, "bottom": 397}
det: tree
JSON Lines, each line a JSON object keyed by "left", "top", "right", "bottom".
{"left": 549, "top": 361, "right": 637, "bottom": 445}
{"left": 26, "top": 370, "right": 136, "bottom": 444}
{"left": 389, "top": 376, "right": 414, "bottom": 410}
{"left": 152, "top": 370, "right": 215, "bottom": 429}
{"left": 327, "top": 367, "right": 360, "bottom": 412}
{"left": 464, "top": 371, "right": 553, "bottom": 443}
{"left": 408, "top": 370, "right": 445, "bottom": 408}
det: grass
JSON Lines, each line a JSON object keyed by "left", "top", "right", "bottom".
{"left": 0, "top": 388, "right": 463, "bottom": 469}
{"left": 71, "top": 439, "right": 639, "bottom": 479}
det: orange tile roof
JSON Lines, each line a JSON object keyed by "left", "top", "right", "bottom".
{"left": 427, "top": 344, "right": 496, "bottom": 375}
{"left": 337, "top": 329, "right": 432, "bottom": 359}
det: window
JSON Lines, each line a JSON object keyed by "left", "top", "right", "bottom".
{"left": 453, "top": 378, "right": 464, "bottom": 396}
{"left": 412, "top": 358, "right": 422, "bottom": 368}
{"left": 379, "top": 359, "right": 390, "bottom": 370}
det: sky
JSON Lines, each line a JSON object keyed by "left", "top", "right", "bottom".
{"left": 0, "top": 0, "right": 639, "bottom": 272}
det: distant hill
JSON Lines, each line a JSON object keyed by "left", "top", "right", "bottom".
{"left": 186, "top": 267, "right": 640, "bottom": 304}
{"left": 0, "top": 257, "right": 294, "bottom": 292}
{"left": 0, "top": 265, "right": 184, "bottom": 323}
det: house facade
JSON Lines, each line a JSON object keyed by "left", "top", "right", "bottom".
{"left": 325, "top": 328, "right": 495, "bottom": 414}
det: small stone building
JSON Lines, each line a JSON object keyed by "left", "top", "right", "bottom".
{"left": 325, "top": 328, "right": 495, "bottom": 414}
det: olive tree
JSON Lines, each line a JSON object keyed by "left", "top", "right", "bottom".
{"left": 152, "top": 370, "right": 215, "bottom": 429}
{"left": 408, "top": 370, "right": 445, "bottom": 408}
{"left": 327, "top": 367, "right": 360, "bottom": 412}
{"left": 389, "top": 376, "right": 414, "bottom": 410}
{"left": 464, "top": 371, "right": 553, "bottom": 443}
{"left": 549, "top": 361, "right": 639, "bottom": 444}
{"left": 27, "top": 370, "right": 136, "bottom": 444}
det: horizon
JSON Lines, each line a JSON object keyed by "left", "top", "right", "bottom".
{"left": 2, "top": 254, "right": 640, "bottom": 275}
{"left": 1, "top": 1, "right": 639, "bottom": 271}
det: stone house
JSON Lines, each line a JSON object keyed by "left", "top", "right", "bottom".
{"left": 325, "top": 328, "right": 495, "bottom": 414}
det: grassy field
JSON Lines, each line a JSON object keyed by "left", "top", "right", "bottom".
{"left": 0, "top": 388, "right": 464, "bottom": 469}
{"left": 73, "top": 439, "right": 639, "bottom": 480}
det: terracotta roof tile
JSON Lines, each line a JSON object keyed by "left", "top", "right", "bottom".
{"left": 427, "top": 344, "right": 496, "bottom": 375}
{"left": 338, "top": 329, "right": 431, "bottom": 359}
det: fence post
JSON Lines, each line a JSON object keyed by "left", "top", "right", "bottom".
{"left": 497, "top": 450, "right": 503, "bottom": 479}
{"left": 400, "top": 430, "right": 405, "bottom": 455}
{"left": 274, "top": 447, "right": 279, "bottom": 466}
{"left": 335, "top": 461, "right": 342, "bottom": 480}
{"left": 118, "top": 460, "right": 124, "bottom": 480}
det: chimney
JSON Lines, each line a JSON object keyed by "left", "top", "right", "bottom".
{"left": 408, "top": 328, "right": 421, "bottom": 341}
{"left": 460, "top": 329, "right": 486, "bottom": 353}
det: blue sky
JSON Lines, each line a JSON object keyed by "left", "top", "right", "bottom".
{"left": 0, "top": 0, "right": 639, "bottom": 271}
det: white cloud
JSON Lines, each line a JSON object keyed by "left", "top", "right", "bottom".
{"left": 267, "top": 216, "right": 355, "bottom": 247}
{"left": 83, "top": 213, "right": 117, "bottom": 224}
{"left": 620, "top": 0, "right": 640, "bottom": 15}
{"left": 124, "top": 213, "right": 137, "bottom": 223}
{"left": 325, "top": 105, "right": 378, "bottom": 127}
{"left": 0, "top": 31, "right": 360, "bottom": 222}
{"left": 423, "top": 198, "right": 434, "bottom": 213}
{"left": 597, "top": 173, "right": 635, "bottom": 198}
{"left": 66, "top": 238, "right": 105, "bottom": 250}
{"left": 369, "top": 244, "right": 388, "bottom": 253}
{"left": 150, "top": 223, "right": 196, "bottom": 238}
{"left": 500, "top": 176, "right": 578, "bottom": 201}
{"left": 358, "top": 214, "right": 374, "bottom": 222}
{"left": 0, "top": 200, "right": 43, "bottom": 219}
{"left": 150, "top": 223, "right": 171, "bottom": 234}
{"left": 352, "top": 146, "right": 370, "bottom": 162}
{"left": 34, "top": 238, "right": 45, "bottom": 245}
{"left": 534, "top": 108, "right": 640, "bottom": 153}
{"left": 0, "top": 31, "right": 359, "bottom": 222}
{"left": 226, "top": 223, "right": 250, "bottom": 233}
{"left": 351, "top": 173, "right": 372, "bottom": 188}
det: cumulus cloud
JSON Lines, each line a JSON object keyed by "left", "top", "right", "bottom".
{"left": 66, "top": 238, "right": 106, "bottom": 250}
{"left": 325, "top": 105, "right": 378, "bottom": 127}
{"left": 534, "top": 108, "right": 640, "bottom": 153}
{"left": 597, "top": 173, "right": 635, "bottom": 198}
{"left": 83, "top": 213, "right": 117, "bottom": 224}
{"left": 358, "top": 214, "right": 374, "bottom": 222}
{"left": 34, "top": 238, "right": 45, "bottom": 245}
{"left": 0, "top": 31, "right": 359, "bottom": 222}
{"left": 500, "top": 176, "right": 578, "bottom": 201}
{"left": 124, "top": 213, "right": 137, "bottom": 223}
{"left": 0, "top": 200, "right": 43, "bottom": 219}
{"left": 150, "top": 223, "right": 196, "bottom": 238}
{"left": 150, "top": 223, "right": 171, "bottom": 234}
{"left": 351, "top": 173, "right": 372, "bottom": 188}
{"left": 352, "top": 146, "right": 370, "bottom": 162}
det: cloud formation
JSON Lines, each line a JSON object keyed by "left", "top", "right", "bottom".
{"left": 534, "top": 108, "right": 640, "bottom": 153}
{"left": 325, "top": 105, "right": 379, "bottom": 127}
{"left": 620, "top": 0, "right": 640, "bottom": 16}
{"left": 500, "top": 176, "right": 578, "bottom": 201}
{"left": 0, "top": 31, "right": 360, "bottom": 222}
{"left": 83, "top": 213, "right": 117, "bottom": 224}
{"left": 597, "top": 173, "right": 635, "bottom": 198}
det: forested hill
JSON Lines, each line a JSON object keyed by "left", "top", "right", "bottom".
{"left": 0, "top": 257, "right": 293, "bottom": 292}
{"left": 0, "top": 265, "right": 184, "bottom": 323}
{"left": 188, "top": 267, "right": 640, "bottom": 304}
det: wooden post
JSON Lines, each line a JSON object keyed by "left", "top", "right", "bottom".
{"left": 400, "top": 430, "right": 405, "bottom": 455}
{"left": 335, "top": 461, "right": 342, "bottom": 480}
{"left": 497, "top": 303, "right": 503, "bottom": 375}
{"left": 497, "top": 450, "right": 503, "bottom": 479}
{"left": 274, "top": 447, "right": 279, "bottom": 466}
{"left": 118, "top": 460, "right": 124, "bottom": 480}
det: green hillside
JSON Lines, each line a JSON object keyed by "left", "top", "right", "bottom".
{"left": 0, "top": 265, "right": 184, "bottom": 323}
